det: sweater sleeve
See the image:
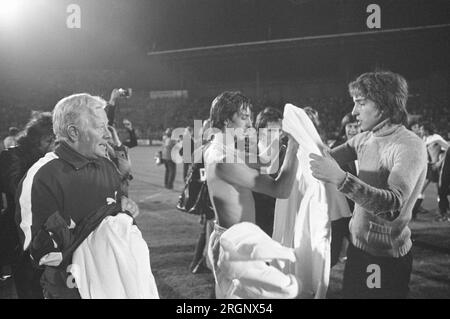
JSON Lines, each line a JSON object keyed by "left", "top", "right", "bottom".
{"left": 337, "top": 139, "right": 427, "bottom": 213}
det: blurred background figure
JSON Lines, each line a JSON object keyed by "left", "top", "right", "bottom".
{"left": 121, "top": 118, "right": 138, "bottom": 148}
{"left": 3, "top": 127, "right": 20, "bottom": 149}
{"left": 252, "top": 107, "right": 285, "bottom": 236}
{"left": 0, "top": 112, "right": 55, "bottom": 298}
{"left": 414, "top": 121, "right": 449, "bottom": 220}
{"left": 102, "top": 88, "right": 135, "bottom": 194}
{"left": 105, "top": 124, "right": 133, "bottom": 195}
{"left": 181, "top": 126, "right": 194, "bottom": 182}
{"left": 189, "top": 119, "right": 214, "bottom": 274}
{"left": 438, "top": 148, "right": 450, "bottom": 221}
{"left": 331, "top": 112, "right": 361, "bottom": 148}
{"left": 161, "top": 128, "right": 177, "bottom": 189}
{"left": 330, "top": 112, "right": 361, "bottom": 267}
{"left": 408, "top": 117, "right": 422, "bottom": 137}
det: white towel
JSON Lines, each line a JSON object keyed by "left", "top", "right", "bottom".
{"left": 272, "top": 104, "right": 351, "bottom": 299}
{"left": 217, "top": 222, "right": 300, "bottom": 299}
{"left": 72, "top": 214, "right": 159, "bottom": 299}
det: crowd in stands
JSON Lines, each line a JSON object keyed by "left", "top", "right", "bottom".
{"left": 2, "top": 92, "right": 447, "bottom": 146}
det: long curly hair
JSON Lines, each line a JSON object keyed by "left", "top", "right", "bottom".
{"left": 16, "top": 112, "right": 54, "bottom": 153}
{"left": 348, "top": 71, "right": 409, "bottom": 126}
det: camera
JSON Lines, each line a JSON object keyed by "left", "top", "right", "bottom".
{"left": 118, "top": 88, "right": 132, "bottom": 98}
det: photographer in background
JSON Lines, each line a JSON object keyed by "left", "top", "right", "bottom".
{"left": 103, "top": 88, "right": 129, "bottom": 131}
{"left": 122, "top": 118, "right": 138, "bottom": 148}
{"left": 103, "top": 89, "right": 135, "bottom": 192}
{"left": 161, "top": 128, "right": 177, "bottom": 189}
{"left": 106, "top": 88, "right": 137, "bottom": 148}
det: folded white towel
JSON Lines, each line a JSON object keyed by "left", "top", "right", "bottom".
{"left": 72, "top": 214, "right": 159, "bottom": 299}
{"left": 217, "top": 222, "right": 300, "bottom": 299}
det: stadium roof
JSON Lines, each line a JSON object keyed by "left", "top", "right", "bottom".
{"left": 147, "top": 23, "right": 450, "bottom": 61}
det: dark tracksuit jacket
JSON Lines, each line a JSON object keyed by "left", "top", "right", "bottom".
{"left": 31, "top": 202, "right": 127, "bottom": 298}
{"left": 15, "top": 141, "right": 124, "bottom": 297}
{"left": 16, "top": 141, "right": 123, "bottom": 258}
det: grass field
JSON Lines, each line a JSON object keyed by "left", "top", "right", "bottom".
{"left": 1, "top": 146, "right": 449, "bottom": 299}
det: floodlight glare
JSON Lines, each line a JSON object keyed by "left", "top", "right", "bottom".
{"left": 0, "top": 0, "right": 23, "bottom": 28}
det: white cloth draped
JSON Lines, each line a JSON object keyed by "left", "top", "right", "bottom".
{"left": 272, "top": 103, "right": 351, "bottom": 299}
{"left": 216, "top": 222, "right": 300, "bottom": 299}
{"left": 72, "top": 214, "right": 159, "bottom": 299}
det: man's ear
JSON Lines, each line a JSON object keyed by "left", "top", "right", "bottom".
{"left": 376, "top": 108, "right": 385, "bottom": 120}
{"left": 66, "top": 125, "right": 79, "bottom": 142}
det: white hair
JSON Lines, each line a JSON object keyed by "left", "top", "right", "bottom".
{"left": 52, "top": 93, "right": 106, "bottom": 142}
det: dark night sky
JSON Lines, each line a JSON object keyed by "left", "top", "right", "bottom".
{"left": 0, "top": 0, "right": 448, "bottom": 69}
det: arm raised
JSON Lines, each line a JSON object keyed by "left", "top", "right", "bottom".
{"left": 216, "top": 136, "right": 298, "bottom": 199}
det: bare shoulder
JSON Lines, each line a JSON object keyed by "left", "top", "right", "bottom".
{"left": 215, "top": 162, "right": 260, "bottom": 188}
{"left": 216, "top": 162, "right": 258, "bottom": 177}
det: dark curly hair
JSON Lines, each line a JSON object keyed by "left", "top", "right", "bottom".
{"left": 209, "top": 91, "right": 253, "bottom": 130}
{"left": 255, "top": 107, "right": 283, "bottom": 130}
{"left": 16, "top": 112, "right": 54, "bottom": 151}
{"left": 348, "top": 71, "right": 409, "bottom": 125}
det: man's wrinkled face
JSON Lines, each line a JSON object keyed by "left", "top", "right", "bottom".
{"left": 351, "top": 95, "right": 383, "bottom": 132}
{"left": 78, "top": 108, "right": 111, "bottom": 159}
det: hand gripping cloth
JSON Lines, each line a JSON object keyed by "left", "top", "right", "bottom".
{"left": 216, "top": 222, "right": 300, "bottom": 299}
{"left": 272, "top": 104, "right": 351, "bottom": 299}
{"left": 71, "top": 214, "right": 159, "bottom": 299}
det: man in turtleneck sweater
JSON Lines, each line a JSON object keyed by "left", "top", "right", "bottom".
{"left": 310, "top": 71, "right": 427, "bottom": 299}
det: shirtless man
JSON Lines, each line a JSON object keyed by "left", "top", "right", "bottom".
{"left": 204, "top": 91, "right": 299, "bottom": 298}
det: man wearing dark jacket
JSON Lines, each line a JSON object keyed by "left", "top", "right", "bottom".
{"left": 161, "top": 128, "right": 177, "bottom": 189}
{"left": 121, "top": 119, "right": 138, "bottom": 148}
{"left": 438, "top": 148, "right": 450, "bottom": 221}
{"left": 0, "top": 112, "right": 54, "bottom": 298}
{"left": 16, "top": 93, "right": 139, "bottom": 298}
{"left": 252, "top": 107, "right": 286, "bottom": 236}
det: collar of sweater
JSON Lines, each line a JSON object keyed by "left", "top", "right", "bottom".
{"left": 371, "top": 119, "right": 402, "bottom": 137}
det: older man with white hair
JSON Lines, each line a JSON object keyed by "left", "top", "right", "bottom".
{"left": 16, "top": 93, "right": 139, "bottom": 298}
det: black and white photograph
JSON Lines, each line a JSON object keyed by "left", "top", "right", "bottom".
{"left": 0, "top": 0, "right": 449, "bottom": 303}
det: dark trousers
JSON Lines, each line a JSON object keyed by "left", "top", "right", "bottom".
{"left": 164, "top": 160, "right": 176, "bottom": 189}
{"left": 0, "top": 210, "right": 19, "bottom": 267}
{"left": 183, "top": 163, "right": 191, "bottom": 182}
{"left": 330, "top": 217, "right": 351, "bottom": 267}
{"left": 438, "top": 149, "right": 450, "bottom": 216}
{"left": 343, "top": 243, "right": 412, "bottom": 299}
{"left": 253, "top": 192, "right": 276, "bottom": 236}
{"left": 190, "top": 219, "right": 207, "bottom": 270}
{"left": 12, "top": 254, "right": 44, "bottom": 299}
